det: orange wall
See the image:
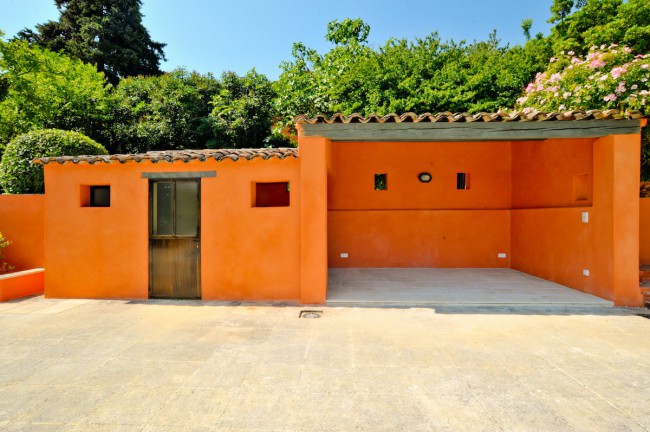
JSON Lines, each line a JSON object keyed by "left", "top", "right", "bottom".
{"left": 640, "top": 198, "right": 650, "bottom": 264}
{"left": 299, "top": 136, "right": 331, "bottom": 303}
{"left": 511, "top": 207, "right": 594, "bottom": 294}
{"left": 0, "top": 194, "right": 44, "bottom": 271}
{"left": 329, "top": 141, "right": 511, "bottom": 210}
{"left": 511, "top": 136, "right": 642, "bottom": 306}
{"left": 327, "top": 141, "right": 512, "bottom": 268}
{"left": 511, "top": 138, "right": 594, "bottom": 208}
{"left": 329, "top": 210, "right": 510, "bottom": 268}
{"left": 43, "top": 158, "right": 301, "bottom": 301}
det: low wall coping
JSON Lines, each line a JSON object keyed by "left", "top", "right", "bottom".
{"left": 0, "top": 268, "right": 45, "bottom": 280}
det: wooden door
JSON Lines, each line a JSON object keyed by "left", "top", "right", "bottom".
{"left": 149, "top": 180, "right": 201, "bottom": 299}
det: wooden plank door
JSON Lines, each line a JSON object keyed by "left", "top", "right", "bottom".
{"left": 149, "top": 180, "right": 201, "bottom": 299}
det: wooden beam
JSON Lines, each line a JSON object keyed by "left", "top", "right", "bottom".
{"left": 142, "top": 171, "right": 216, "bottom": 179}
{"left": 300, "top": 119, "right": 642, "bottom": 141}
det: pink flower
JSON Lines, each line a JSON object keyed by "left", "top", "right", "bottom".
{"left": 590, "top": 59, "right": 606, "bottom": 68}
{"left": 549, "top": 73, "right": 562, "bottom": 83}
{"left": 522, "top": 107, "right": 534, "bottom": 115}
{"left": 525, "top": 83, "right": 535, "bottom": 93}
{"left": 550, "top": 57, "right": 557, "bottom": 63}
{"left": 603, "top": 93, "right": 617, "bottom": 102}
{"left": 563, "top": 92, "right": 571, "bottom": 99}
{"left": 611, "top": 66, "right": 627, "bottom": 78}
{"left": 516, "top": 96, "right": 528, "bottom": 104}
{"left": 642, "top": 64, "right": 649, "bottom": 69}
{"left": 632, "top": 84, "right": 639, "bottom": 90}
{"left": 568, "top": 51, "right": 575, "bottom": 56}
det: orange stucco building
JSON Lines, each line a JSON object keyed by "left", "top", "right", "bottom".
{"left": 4, "top": 111, "right": 646, "bottom": 306}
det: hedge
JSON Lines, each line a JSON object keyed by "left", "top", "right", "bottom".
{"left": 0, "top": 129, "right": 108, "bottom": 194}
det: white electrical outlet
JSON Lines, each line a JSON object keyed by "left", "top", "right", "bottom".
{"left": 498, "top": 253, "right": 507, "bottom": 259}
{"left": 582, "top": 211, "right": 589, "bottom": 223}
{"left": 583, "top": 269, "right": 590, "bottom": 277}
{"left": 340, "top": 253, "right": 349, "bottom": 258}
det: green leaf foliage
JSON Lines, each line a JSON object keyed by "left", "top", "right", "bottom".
{"left": 106, "top": 69, "right": 219, "bottom": 153}
{"left": 549, "top": 0, "right": 650, "bottom": 55}
{"left": 0, "top": 129, "right": 108, "bottom": 194}
{"left": 17, "top": 0, "right": 166, "bottom": 84}
{"left": 274, "top": 21, "right": 552, "bottom": 131}
{"left": 210, "top": 70, "right": 281, "bottom": 148}
{"left": 0, "top": 36, "right": 110, "bottom": 149}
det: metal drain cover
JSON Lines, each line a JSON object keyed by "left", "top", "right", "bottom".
{"left": 299, "top": 310, "right": 322, "bottom": 318}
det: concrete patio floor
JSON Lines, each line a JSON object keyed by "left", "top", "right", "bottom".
{"left": 327, "top": 268, "right": 612, "bottom": 306}
{"left": 1, "top": 296, "right": 649, "bottom": 431}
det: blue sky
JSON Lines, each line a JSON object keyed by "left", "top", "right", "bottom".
{"left": 1, "top": 0, "right": 554, "bottom": 80}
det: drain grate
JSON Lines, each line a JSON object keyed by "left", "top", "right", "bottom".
{"left": 299, "top": 310, "right": 322, "bottom": 318}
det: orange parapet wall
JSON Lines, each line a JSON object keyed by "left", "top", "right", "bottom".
{"left": 0, "top": 269, "right": 44, "bottom": 301}
{"left": 0, "top": 194, "right": 45, "bottom": 271}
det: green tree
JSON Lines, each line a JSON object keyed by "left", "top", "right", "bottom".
{"left": 106, "top": 69, "right": 219, "bottom": 153}
{"left": 274, "top": 20, "right": 551, "bottom": 132}
{"left": 0, "top": 33, "right": 110, "bottom": 150}
{"left": 521, "top": 19, "right": 533, "bottom": 41}
{"left": 18, "top": 0, "right": 166, "bottom": 84}
{"left": 548, "top": 0, "right": 650, "bottom": 55}
{"left": 210, "top": 70, "right": 285, "bottom": 148}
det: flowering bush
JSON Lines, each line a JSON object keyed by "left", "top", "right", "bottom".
{"left": 0, "top": 232, "right": 13, "bottom": 275}
{"left": 516, "top": 45, "right": 650, "bottom": 114}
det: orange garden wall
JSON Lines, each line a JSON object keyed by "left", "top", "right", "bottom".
{"left": 0, "top": 194, "right": 45, "bottom": 271}
{"left": 328, "top": 141, "right": 511, "bottom": 268}
{"left": 43, "top": 158, "right": 301, "bottom": 301}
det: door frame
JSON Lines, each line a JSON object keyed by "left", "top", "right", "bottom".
{"left": 148, "top": 178, "right": 202, "bottom": 299}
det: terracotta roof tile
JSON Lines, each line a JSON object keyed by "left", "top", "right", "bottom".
{"left": 34, "top": 148, "right": 298, "bottom": 165}
{"left": 295, "top": 109, "right": 646, "bottom": 125}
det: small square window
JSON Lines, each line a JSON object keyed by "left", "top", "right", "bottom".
{"left": 254, "top": 182, "right": 290, "bottom": 207}
{"left": 375, "top": 174, "right": 387, "bottom": 191}
{"left": 456, "top": 173, "right": 470, "bottom": 190}
{"left": 90, "top": 186, "right": 111, "bottom": 207}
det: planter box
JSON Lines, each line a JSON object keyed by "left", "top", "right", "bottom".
{"left": 0, "top": 268, "right": 44, "bottom": 302}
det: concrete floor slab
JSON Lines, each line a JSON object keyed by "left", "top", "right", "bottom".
{"left": 0, "top": 296, "right": 648, "bottom": 431}
{"left": 328, "top": 268, "right": 612, "bottom": 305}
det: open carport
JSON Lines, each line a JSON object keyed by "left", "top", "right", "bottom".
{"left": 295, "top": 112, "right": 647, "bottom": 307}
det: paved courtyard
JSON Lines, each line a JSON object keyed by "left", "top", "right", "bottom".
{"left": 0, "top": 296, "right": 649, "bottom": 431}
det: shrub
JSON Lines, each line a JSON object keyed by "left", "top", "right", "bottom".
{"left": 516, "top": 45, "right": 650, "bottom": 114}
{"left": 0, "top": 232, "right": 13, "bottom": 274}
{"left": 0, "top": 129, "right": 108, "bottom": 194}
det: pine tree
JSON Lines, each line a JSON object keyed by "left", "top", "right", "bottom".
{"left": 18, "top": 0, "right": 166, "bottom": 84}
